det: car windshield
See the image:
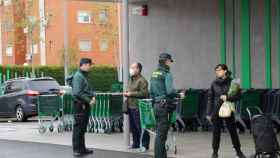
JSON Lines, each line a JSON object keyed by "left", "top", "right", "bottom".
{"left": 29, "top": 80, "right": 60, "bottom": 92}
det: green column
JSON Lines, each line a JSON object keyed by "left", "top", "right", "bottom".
{"left": 240, "top": 0, "right": 251, "bottom": 89}
{"left": 265, "top": 0, "right": 272, "bottom": 88}
{"left": 232, "top": 0, "right": 236, "bottom": 78}
{"left": 278, "top": 0, "right": 280, "bottom": 88}
{"left": 220, "top": 0, "right": 227, "bottom": 64}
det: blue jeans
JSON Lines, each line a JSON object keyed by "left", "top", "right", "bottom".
{"left": 128, "top": 108, "right": 150, "bottom": 149}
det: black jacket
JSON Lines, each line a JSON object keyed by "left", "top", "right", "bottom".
{"left": 207, "top": 77, "right": 241, "bottom": 116}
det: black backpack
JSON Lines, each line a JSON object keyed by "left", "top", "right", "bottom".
{"left": 251, "top": 114, "right": 280, "bottom": 154}
{"left": 66, "top": 72, "right": 76, "bottom": 87}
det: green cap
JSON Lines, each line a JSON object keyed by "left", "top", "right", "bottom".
{"left": 159, "top": 53, "right": 174, "bottom": 62}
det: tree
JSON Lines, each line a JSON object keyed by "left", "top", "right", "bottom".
{"left": 59, "top": 47, "right": 79, "bottom": 67}
{"left": 2, "top": 0, "right": 52, "bottom": 76}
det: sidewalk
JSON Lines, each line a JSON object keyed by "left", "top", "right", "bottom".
{"left": 0, "top": 121, "right": 265, "bottom": 158}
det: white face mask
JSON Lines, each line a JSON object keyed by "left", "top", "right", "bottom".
{"left": 129, "top": 68, "right": 135, "bottom": 76}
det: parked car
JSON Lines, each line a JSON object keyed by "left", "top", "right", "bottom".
{"left": 0, "top": 77, "right": 62, "bottom": 122}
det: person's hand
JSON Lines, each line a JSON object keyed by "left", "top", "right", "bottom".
{"left": 179, "top": 92, "right": 185, "bottom": 99}
{"left": 206, "top": 115, "right": 212, "bottom": 124}
{"left": 90, "top": 97, "right": 96, "bottom": 105}
{"left": 123, "top": 91, "right": 132, "bottom": 97}
{"left": 220, "top": 95, "right": 227, "bottom": 101}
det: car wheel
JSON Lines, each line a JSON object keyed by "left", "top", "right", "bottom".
{"left": 16, "top": 106, "right": 27, "bottom": 122}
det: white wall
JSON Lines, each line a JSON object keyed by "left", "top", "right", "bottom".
{"left": 129, "top": 0, "right": 220, "bottom": 89}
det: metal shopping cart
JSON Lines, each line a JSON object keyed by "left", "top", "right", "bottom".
{"left": 88, "top": 92, "right": 123, "bottom": 134}
{"left": 138, "top": 99, "right": 177, "bottom": 154}
{"left": 37, "top": 94, "right": 64, "bottom": 134}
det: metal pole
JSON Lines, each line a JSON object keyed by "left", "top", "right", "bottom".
{"left": 39, "top": 0, "right": 46, "bottom": 66}
{"left": 118, "top": 4, "right": 123, "bottom": 82}
{"left": 278, "top": 0, "right": 280, "bottom": 87}
{"left": 63, "top": 0, "right": 69, "bottom": 85}
{"left": 122, "top": 0, "right": 130, "bottom": 147}
{"left": 219, "top": 0, "right": 226, "bottom": 64}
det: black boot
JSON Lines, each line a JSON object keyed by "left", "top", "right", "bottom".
{"left": 211, "top": 152, "right": 218, "bottom": 158}
{"left": 236, "top": 151, "right": 246, "bottom": 158}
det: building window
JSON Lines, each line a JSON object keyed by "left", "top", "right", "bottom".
{"left": 3, "top": 0, "right": 12, "bottom": 6}
{"left": 2, "top": 21, "right": 13, "bottom": 32}
{"left": 6, "top": 46, "right": 12, "bottom": 56}
{"left": 77, "top": 11, "right": 91, "bottom": 24}
{"left": 99, "top": 39, "right": 108, "bottom": 52}
{"left": 99, "top": 10, "right": 108, "bottom": 24}
{"left": 79, "top": 40, "right": 91, "bottom": 52}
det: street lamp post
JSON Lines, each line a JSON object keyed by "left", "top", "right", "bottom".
{"left": 63, "top": 0, "right": 69, "bottom": 85}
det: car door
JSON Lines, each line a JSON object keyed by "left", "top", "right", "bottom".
{"left": 0, "top": 82, "right": 13, "bottom": 116}
{"left": 5, "top": 82, "right": 25, "bottom": 115}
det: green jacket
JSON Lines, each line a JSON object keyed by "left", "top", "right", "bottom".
{"left": 127, "top": 74, "right": 149, "bottom": 109}
{"left": 150, "top": 64, "right": 178, "bottom": 102}
{"left": 72, "top": 69, "right": 95, "bottom": 104}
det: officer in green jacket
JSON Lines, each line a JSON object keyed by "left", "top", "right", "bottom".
{"left": 150, "top": 53, "right": 184, "bottom": 158}
{"left": 72, "top": 58, "right": 95, "bottom": 157}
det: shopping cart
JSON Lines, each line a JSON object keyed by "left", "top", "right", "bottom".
{"left": 138, "top": 99, "right": 177, "bottom": 154}
{"left": 88, "top": 92, "right": 123, "bottom": 134}
{"left": 37, "top": 94, "right": 64, "bottom": 134}
{"left": 62, "top": 93, "right": 74, "bottom": 132}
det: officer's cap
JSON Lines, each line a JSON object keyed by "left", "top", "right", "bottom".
{"left": 159, "top": 53, "right": 174, "bottom": 62}
{"left": 80, "top": 58, "right": 93, "bottom": 66}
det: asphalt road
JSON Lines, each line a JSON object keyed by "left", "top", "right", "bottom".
{"left": 0, "top": 140, "right": 152, "bottom": 158}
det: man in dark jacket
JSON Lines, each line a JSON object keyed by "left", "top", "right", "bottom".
{"left": 124, "top": 62, "right": 150, "bottom": 150}
{"left": 72, "top": 58, "right": 95, "bottom": 157}
{"left": 150, "top": 53, "right": 184, "bottom": 158}
{"left": 207, "top": 64, "right": 246, "bottom": 158}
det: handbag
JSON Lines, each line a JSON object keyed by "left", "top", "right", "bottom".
{"left": 219, "top": 101, "right": 235, "bottom": 118}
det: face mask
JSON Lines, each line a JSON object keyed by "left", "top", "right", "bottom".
{"left": 129, "top": 68, "right": 135, "bottom": 76}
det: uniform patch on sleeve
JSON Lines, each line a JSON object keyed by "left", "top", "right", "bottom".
{"left": 152, "top": 71, "right": 163, "bottom": 78}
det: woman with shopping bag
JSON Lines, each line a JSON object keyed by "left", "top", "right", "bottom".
{"left": 207, "top": 64, "right": 246, "bottom": 158}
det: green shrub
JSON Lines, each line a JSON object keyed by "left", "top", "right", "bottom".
{"left": 0, "top": 65, "right": 118, "bottom": 92}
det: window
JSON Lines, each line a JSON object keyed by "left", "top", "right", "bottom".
{"left": 4, "top": 83, "right": 13, "bottom": 94}
{"left": 99, "top": 39, "right": 109, "bottom": 52}
{"left": 99, "top": 10, "right": 108, "bottom": 24}
{"left": 29, "top": 80, "right": 60, "bottom": 92}
{"left": 79, "top": 40, "right": 92, "bottom": 52}
{"left": 77, "top": 11, "right": 91, "bottom": 24}
{"left": 6, "top": 46, "right": 13, "bottom": 56}
{"left": 2, "top": 21, "right": 13, "bottom": 32}
{"left": 3, "top": 0, "right": 12, "bottom": 6}
{"left": 4, "top": 82, "right": 24, "bottom": 94}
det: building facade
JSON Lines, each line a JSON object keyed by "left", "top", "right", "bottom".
{"left": 0, "top": 0, "right": 120, "bottom": 66}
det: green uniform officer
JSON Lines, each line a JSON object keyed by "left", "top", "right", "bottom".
{"left": 150, "top": 53, "right": 183, "bottom": 158}
{"left": 72, "top": 58, "right": 95, "bottom": 157}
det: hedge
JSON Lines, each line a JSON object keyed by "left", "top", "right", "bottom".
{"left": 0, "top": 65, "right": 119, "bottom": 92}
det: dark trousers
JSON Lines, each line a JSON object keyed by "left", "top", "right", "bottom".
{"left": 128, "top": 108, "right": 150, "bottom": 149}
{"left": 154, "top": 103, "right": 171, "bottom": 158}
{"left": 212, "top": 114, "right": 241, "bottom": 154}
{"left": 72, "top": 102, "right": 90, "bottom": 153}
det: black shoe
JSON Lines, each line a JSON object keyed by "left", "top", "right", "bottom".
{"left": 73, "top": 152, "right": 84, "bottom": 157}
{"left": 82, "top": 149, "right": 93, "bottom": 155}
{"left": 236, "top": 152, "right": 246, "bottom": 158}
{"left": 211, "top": 153, "right": 218, "bottom": 158}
